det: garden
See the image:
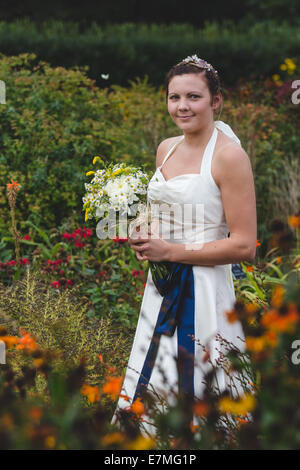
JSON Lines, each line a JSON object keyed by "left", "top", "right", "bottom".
{"left": 0, "top": 10, "right": 300, "bottom": 450}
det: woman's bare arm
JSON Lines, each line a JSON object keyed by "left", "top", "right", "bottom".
{"left": 166, "top": 144, "right": 257, "bottom": 265}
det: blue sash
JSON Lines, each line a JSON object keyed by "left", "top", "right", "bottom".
{"left": 133, "top": 263, "right": 195, "bottom": 403}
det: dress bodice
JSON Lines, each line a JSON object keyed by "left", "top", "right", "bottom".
{"left": 147, "top": 121, "right": 241, "bottom": 245}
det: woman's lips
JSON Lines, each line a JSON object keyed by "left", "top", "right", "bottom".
{"left": 177, "top": 115, "right": 194, "bottom": 119}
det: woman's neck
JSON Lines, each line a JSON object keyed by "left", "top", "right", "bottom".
{"left": 183, "top": 120, "right": 215, "bottom": 149}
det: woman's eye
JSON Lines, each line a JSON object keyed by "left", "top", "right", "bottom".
{"left": 190, "top": 94, "right": 200, "bottom": 99}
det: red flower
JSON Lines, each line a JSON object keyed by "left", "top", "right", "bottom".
{"left": 20, "top": 258, "right": 30, "bottom": 265}
{"left": 113, "top": 237, "right": 128, "bottom": 244}
{"left": 22, "top": 235, "right": 31, "bottom": 241}
{"left": 62, "top": 232, "right": 72, "bottom": 240}
{"left": 131, "top": 269, "right": 145, "bottom": 277}
{"left": 6, "top": 260, "right": 16, "bottom": 266}
{"left": 51, "top": 281, "right": 61, "bottom": 288}
{"left": 75, "top": 241, "right": 85, "bottom": 248}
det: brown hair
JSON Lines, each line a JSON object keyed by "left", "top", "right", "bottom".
{"left": 165, "top": 62, "right": 222, "bottom": 106}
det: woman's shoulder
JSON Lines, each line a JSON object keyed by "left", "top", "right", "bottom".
{"left": 212, "top": 133, "right": 252, "bottom": 188}
{"left": 156, "top": 136, "right": 183, "bottom": 168}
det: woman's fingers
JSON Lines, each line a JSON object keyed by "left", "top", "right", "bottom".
{"left": 136, "top": 251, "right": 145, "bottom": 261}
{"left": 134, "top": 243, "right": 149, "bottom": 252}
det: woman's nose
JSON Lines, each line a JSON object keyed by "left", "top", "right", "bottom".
{"left": 178, "top": 99, "right": 189, "bottom": 111}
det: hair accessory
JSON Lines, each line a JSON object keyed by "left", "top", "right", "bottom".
{"left": 177, "top": 54, "right": 218, "bottom": 75}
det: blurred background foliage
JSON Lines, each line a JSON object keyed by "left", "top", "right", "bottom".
{"left": 0, "top": 19, "right": 298, "bottom": 87}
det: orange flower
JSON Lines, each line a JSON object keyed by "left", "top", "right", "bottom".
{"left": 236, "top": 416, "right": 250, "bottom": 426}
{"left": 102, "top": 376, "right": 123, "bottom": 400}
{"left": 246, "top": 331, "right": 278, "bottom": 352}
{"left": 245, "top": 303, "right": 259, "bottom": 315}
{"left": 28, "top": 406, "right": 43, "bottom": 423}
{"left": 97, "top": 354, "right": 104, "bottom": 364}
{"left": 193, "top": 400, "right": 209, "bottom": 417}
{"left": 190, "top": 422, "right": 200, "bottom": 434}
{"left": 261, "top": 303, "right": 299, "bottom": 333}
{"left": 33, "top": 358, "right": 45, "bottom": 369}
{"left": 288, "top": 215, "right": 300, "bottom": 229}
{"left": 263, "top": 330, "right": 278, "bottom": 348}
{"left": 226, "top": 309, "right": 238, "bottom": 324}
{"left": 130, "top": 397, "right": 145, "bottom": 417}
{"left": 256, "top": 240, "right": 261, "bottom": 247}
{"left": 247, "top": 266, "right": 254, "bottom": 272}
{"left": 246, "top": 336, "right": 265, "bottom": 352}
{"left": 1, "top": 413, "right": 14, "bottom": 430}
{"left": 81, "top": 384, "right": 100, "bottom": 403}
{"left": 119, "top": 394, "right": 131, "bottom": 402}
{"left": 0, "top": 336, "right": 19, "bottom": 348}
{"left": 276, "top": 257, "right": 282, "bottom": 264}
{"left": 16, "top": 332, "right": 38, "bottom": 352}
{"left": 271, "top": 285, "right": 285, "bottom": 308}
{"left": 7, "top": 179, "right": 21, "bottom": 191}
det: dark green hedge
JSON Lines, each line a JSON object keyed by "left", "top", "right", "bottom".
{"left": 1, "top": 0, "right": 299, "bottom": 26}
{"left": 0, "top": 20, "right": 299, "bottom": 87}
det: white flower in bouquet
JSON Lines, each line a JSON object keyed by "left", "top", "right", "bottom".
{"left": 82, "top": 157, "right": 150, "bottom": 223}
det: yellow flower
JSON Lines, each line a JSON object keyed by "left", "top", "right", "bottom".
{"left": 218, "top": 393, "right": 256, "bottom": 415}
{"left": 285, "top": 58, "right": 296, "bottom": 70}
{"left": 272, "top": 74, "right": 280, "bottom": 81}
{"left": 85, "top": 207, "right": 92, "bottom": 221}
{"left": 101, "top": 432, "right": 125, "bottom": 447}
{"left": 126, "top": 436, "right": 156, "bottom": 450}
{"left": 86, "top": 171, "right": 95, "bottom": 176}
{"left": 93, "top": 156, "right": 104, "bottom": 165}
{"left": 44, "top": 435, "right": 56, "bottom": 449}
{"left": 280, "top": 64, "right": 287, "bottom": 71}
{"left": 111, "top": 169, "right": 122, "bottom": 177}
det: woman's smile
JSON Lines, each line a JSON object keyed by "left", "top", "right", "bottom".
{"left": 177, "top": 115, "right": 194, "bottom": 119}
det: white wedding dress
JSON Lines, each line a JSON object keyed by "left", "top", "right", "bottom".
{"left": 112, "top": 121, "right": 246, "bottom": 434}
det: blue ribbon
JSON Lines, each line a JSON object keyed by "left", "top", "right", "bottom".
{"left": 133, "top": 262, "right": 195, "bottom": 403}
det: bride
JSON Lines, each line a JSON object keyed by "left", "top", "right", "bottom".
{"left": 113, "top": 55, "right": 257, "bottom": 434}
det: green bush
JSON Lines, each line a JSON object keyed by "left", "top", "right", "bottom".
{"left": 1, "top": 53, "right": 299, "bottom": 255}
{"left": 0, "top": 269, "right": 132, "bottom": 390}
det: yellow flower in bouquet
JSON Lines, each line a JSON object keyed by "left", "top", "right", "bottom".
{"left": 82, "top": 157, "right": 150, "bottom": 225}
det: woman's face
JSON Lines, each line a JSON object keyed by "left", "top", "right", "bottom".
{"left": 167, "top": 73, "right": 220, "bottom": 132}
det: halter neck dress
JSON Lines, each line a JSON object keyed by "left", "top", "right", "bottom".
{"left": 113, "top": 121, "right": 246, "bottom": 433}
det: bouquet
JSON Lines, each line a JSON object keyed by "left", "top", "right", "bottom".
{"left": 82, "top": 156, "right": 170, "bottom": 286}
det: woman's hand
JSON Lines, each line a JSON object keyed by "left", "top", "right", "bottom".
{"left": 128, "top": 231, "right": 171, "bottom": 263}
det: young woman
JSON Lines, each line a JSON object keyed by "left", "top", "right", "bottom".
{"left": 113, "top": 55, "right": 257, "bottom": 434}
